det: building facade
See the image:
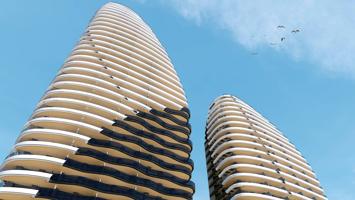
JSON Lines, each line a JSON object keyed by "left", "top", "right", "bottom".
{"left": 0, "top": 3, "right": 194, "bottom": 200}
{"left": 205, "top": 95, "right": 326, "bottom": 200}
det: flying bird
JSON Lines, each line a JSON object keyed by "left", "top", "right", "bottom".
{"left": 292, "top": 29, "right": 300, "bottom": 33}
{"left": 277, "top": 25, "right": 285, "bottom": 29}
{"left": 281, "top": 37, "right": 286, "bottom": 42}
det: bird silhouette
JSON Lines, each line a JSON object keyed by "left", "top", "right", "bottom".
{"left": 281, "top": 37, "right": 286, "bottom": 42}
{"left": 292, "top": 29, "right": 300, "bottom": 33}
{"left": 277, "top": 25, "right": 285, "bottom": 29}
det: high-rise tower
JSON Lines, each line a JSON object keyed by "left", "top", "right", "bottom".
{"left": 205, "top": 95, "right": 326, "bottom": 200}
{"left": 0, "top": 3, "right": 194, "bottom": 200}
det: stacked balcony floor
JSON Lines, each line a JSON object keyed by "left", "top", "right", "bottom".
{"left": 0, "top": 2, "right": 194, "bottom": 200}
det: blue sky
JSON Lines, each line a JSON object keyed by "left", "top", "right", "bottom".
{"left": 0, "top": 0, "right": 354, "bottom": 199}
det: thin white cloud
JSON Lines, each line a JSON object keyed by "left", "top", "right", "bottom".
{"left": 166, "top": 0, "right": 355, "bottom": 77}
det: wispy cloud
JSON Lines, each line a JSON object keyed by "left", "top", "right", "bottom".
{"left": 166, "top": 0, "right": 355, "bottom": 77}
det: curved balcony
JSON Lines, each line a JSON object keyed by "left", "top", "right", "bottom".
{"left": 83, "top": 26, "right": 176, "bottom": 77}
{"left": 207, "top": 125, "right": 300, "bottom": 158}
{"left": 81, "top": 24, "right": 177, "bottom": 79}
{"left": 94, "top": 11, "right": 161, "bottom": 52}
{"left": 50, "top": 173, "right": 164, "bottom": 200}
{"left": 223, "top": 173, "right": 325, "bottom": 200}
{"left": 86, "top": 139, "right": 192, "bottom": 176}
{"left": 96, "top": 5, "right": 168, "bottom": 60}
{"left": 215, "top": 153, "right": 320, "bottom": 188}
{"left": 36, "top": 187, "right": 106, "bottom": 200}
{"left": 3, "top": 154, "right": 191, "bottom": 199}
{"left": 75, "top": 30, "right": 180, "bottom": 89}
{"left": 211, "top": 139, "right": 311, "bottom": 173}
{"left": 36, "top": 96, "right": 189, "bottom": 142}
{"left": 0, "top": 187, "right": 39, "bottom": 200}
{"left": 112, "top": 119, "right": 192, "bottom": 153}
{"left": 207, "top": 126, "right": 255, "bottom": 146}
{"left": 62, "top": 52, "right": 182, "bottom": 107}
{"left": 73, "top": 29, "right": 183, "bottom": 95}
{"left": 100, "top": 127, "right": 192, "bottom": 163}
{"left": 49, "top": 79, "right": 148, "bottom": 112}
{"left": 219, "top": 163, "right": 323, "bottom": 195}
{"left": 37, "top": 97, "right": 124, "bottom": 121}
{"left": 13, "top": 132, "right": 192, "bottom": 181}
{"left": 50, "top": 79, "right": 184, "bottom": 121}
{"left": 101, "top": 5, "right": 164, "bottom": 46}
{"left": 17, "top": 128, "right": 90, "bottom": 145}
{"left": 27, "top": 116, "right": 165, "bottom": 159}
{"left": 63, "top": 56, "right": 185, "bottom": 102}
{"left": 12, "top": 138, "right": 190, "bottom": 181}
{"left": 207, "top": 113, "right": 285, "bottom": 142}
{"left": 2, "top": 154, "right": 65, "bottom": 172}
{"left": 213, "top": 147, "right": 315, "bottom": 181}
{"left": 61, "top": 61, "right": 185, "bottom": 107}
{"left": 14, "top": 141, "right": 77, "bottom": 159}
{"left": 149, "top": 108, "right": 189, "bottom": 125}
{"left": 231, "top": 192, "right": 284, "bottom": 200}
{"left": 31, "top": 106, "right": 114, "bottom": 129}
{"left": 123, "top": 115, "right": 189, "bottom": 139}
{"left": 0, "top": 169, "right": 164, "bottom": 200}
{"left": 80, "top": 29, "right": 177, "bottom": 91}
{"left": 103, "top": 4, "right": 154, "bottom": 32}
{"left": 25, "top": 117, "right": 103, "bottom": 140}
{"left": 91, "top": 136, "right": 192, "bottom": 170}
{"left": 135, "top": 111, "right": 191, "bottom": 134}
{"left": 86, "top": 21, "right": 169, "bottom": 72}
{"left": 213, "top": 147, "right": 266, "bottom": 166}
{"left": 207, "top": 109, "right": 290, "bottom": 147}
{"left": 3, "top": 152, "right": 194, "bottom": 194}
{"left": 207, "top": 114, "right": 247, "bottom": 131}
{"left": 0, "top": 170, "right": 52, "bottom": 189}
{"left": 207, "top": 101, "right": 272, "bottom": 129}
{"left": 75, "top": 148, "right": 193, "bottom": 186}
{"left": 63, "top": 159, "right": 192, "bottom": 199}
{"left": 43, "top": 88, "right": 137, "bottom": 115}
{"left": 206, "top": 120, "right": 251, "bottom": 136}
{"left": 226, "top": 182, "right": 289, "bottom": 199}
{"left": 54, "top": 71, "right": 176, "bottom": 111}
{"left": 207, "top": 110, "right": 285, "bottom": 146}
{"left": 88, "top": 14, "right": 166, "bottom": 59}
